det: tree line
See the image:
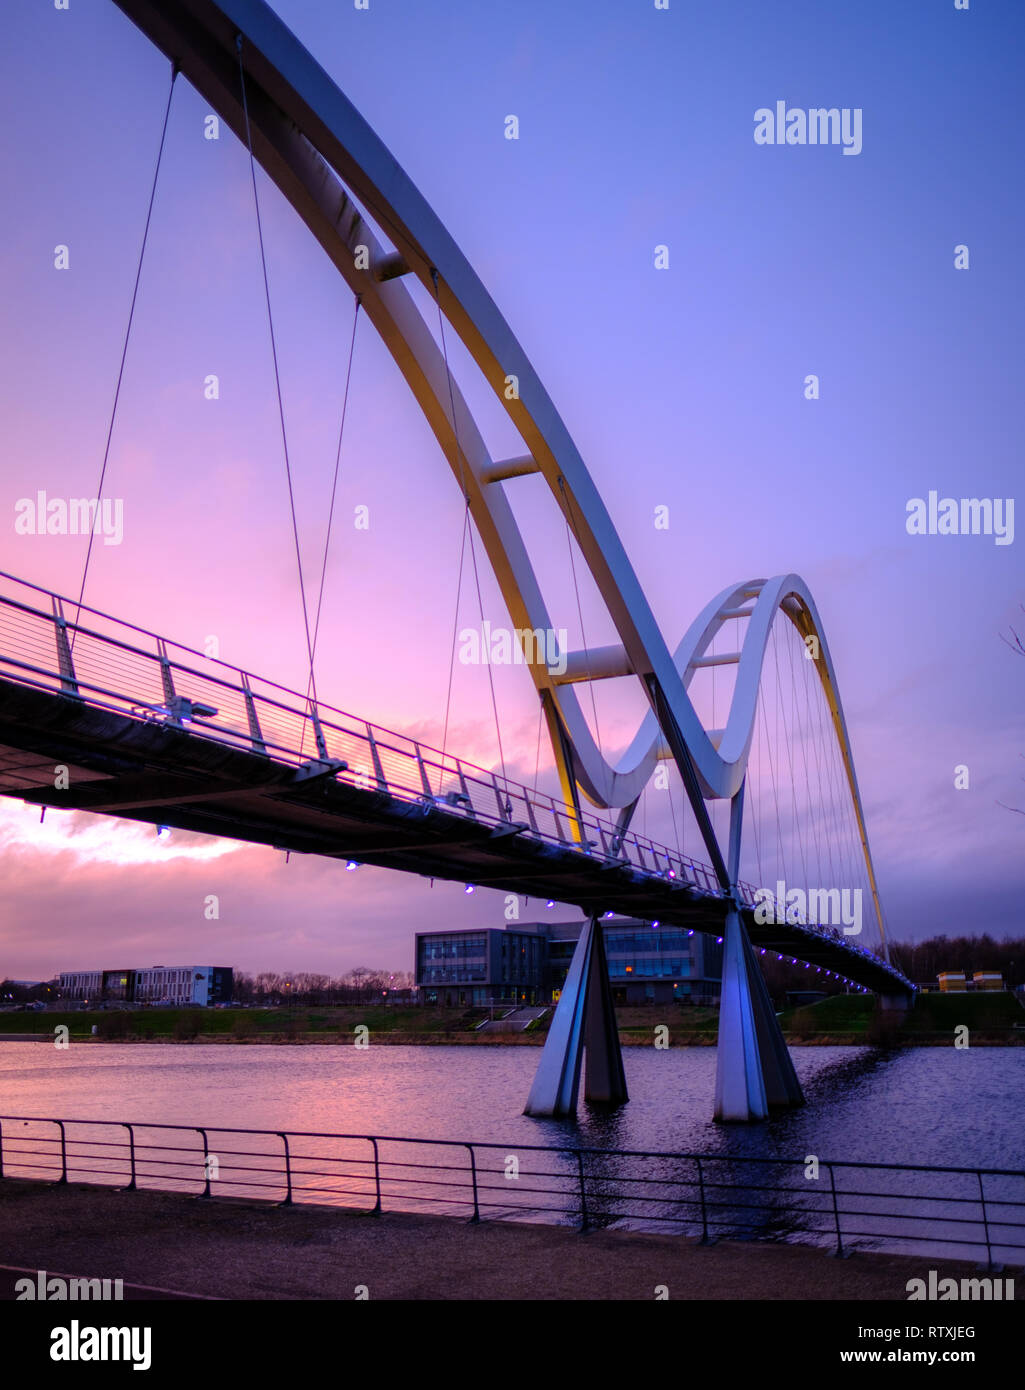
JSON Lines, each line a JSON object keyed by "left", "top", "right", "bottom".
{"left": 758, "top": 934, "right": 1025, "bottom": 1006}
{"left": 231, "top": 969, "right": 416, "bottom": 1005}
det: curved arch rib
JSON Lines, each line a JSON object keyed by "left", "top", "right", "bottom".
{"left": 110, "top": 0, "right": 723, "bottom": 812}
{"left": 110, "top": 0, "right": 885, "bottom": 952}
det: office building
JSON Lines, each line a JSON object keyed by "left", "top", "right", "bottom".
{"left": 58, "top": 966, "right": 233, "bottom": 1007}
{"left": 415, "top": 919, "right": 722, "bottom": 1007}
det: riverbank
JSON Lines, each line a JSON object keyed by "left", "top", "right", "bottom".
{"left": 3, "top": 993, "right": 1021, "bottom": 1047}
{"left": 2, "top": 1179, "right": 1017, "bottom": 1301}
{"left": 2, "top": 1031, "right": 1021, "bottom": 1047}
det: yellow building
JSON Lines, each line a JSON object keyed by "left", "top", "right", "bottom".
{"left": 937, "top": 971, "right": 967, "bottom": 993}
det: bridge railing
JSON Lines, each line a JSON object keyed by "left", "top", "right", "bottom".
{"left": 0, "top": 570, "right": 906, "bottom": 983}
{"left": 0, "top": 570, "right": 724, "bottom": 896}
{"left": 0, "top": 1115, "right": 1019, "bottom": 1267}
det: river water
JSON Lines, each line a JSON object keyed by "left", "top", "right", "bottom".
{"left": 1, "top": 1043, "right": 1022, "bottom": 1260}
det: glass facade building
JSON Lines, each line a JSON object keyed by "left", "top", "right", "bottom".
{"left": 415, "top": 920, "right": 722, "bottom": 1007}
{"left": 58, "top": 966, "right": 234, "bottom": 1007}
{"left": 416, "top": 929, "right": 545, "bottom": 1005}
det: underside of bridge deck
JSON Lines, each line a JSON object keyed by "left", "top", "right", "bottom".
{"left": 0, "top": 678, "right": 911, "bottom": 1002}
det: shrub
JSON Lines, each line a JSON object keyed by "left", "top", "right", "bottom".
{"left": 283, "top": 1013, "right": 307, "bottom": 1040}
{"left": 97, "top": 1011, "right": 130, "bottom": 1040}
{"left": 787, "top": 1008, "right": 816, "bottom": 1038}
{"left": 172, "top": 1011, "right": 202, "bottom": 1041}
{"left": 866, "top": 1006, "right": 904, "bottom": 1049}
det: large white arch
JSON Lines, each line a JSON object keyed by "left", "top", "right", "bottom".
{"left": 109, "top": 0, "right": 886, "bottom": 950}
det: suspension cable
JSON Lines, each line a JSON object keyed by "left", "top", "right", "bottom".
{"left": 441, "top": 508, "right": 470, "bottom": 767}
{"left": 430, "top": 269, "right": 507, "bottom": 782}
{"left": 759, "top": 644, "right": 786, "bottom": 888}
{"left": 237, "top": 36, "right": 318, "bottom": 704}
{"left": 297, "top": 296, "right": 361, "bottom": 761}
{"left": 775, "top": 621, "right": 808, "bottom": 892}
{"left": 72, "top": 63, "right": 178, "bottom": 643}
{"left": 799, "top": 628, "right": 823, "bottom": 891}
{"left": 532, "top": 700, "right": 543, "bottom": 795}
{"left": 751, "top": 674, "right": 763, "bottom": 885}
{"left": 558, "top": 481, "right": 605, "bottom": 761}
{"left": 309, "top": 297, "right": 361, "bottom": 681}
{"left": 666, "top": 767, "right": 682, "bottom": 859}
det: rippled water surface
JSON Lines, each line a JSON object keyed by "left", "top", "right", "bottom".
{"left": 1, "top": 1042, "right": 1022, "bottom": 1162}
{"left": 2, "top": 1043, "right": 1021, "bottom": 1258}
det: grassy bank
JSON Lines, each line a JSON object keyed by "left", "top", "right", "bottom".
{"left": 779, "top": 990, "right": 1025, "bottom": 1044}
{"left": 0, "top": 1004, "right": 719, "bottom": 1045}
{"left": 2, "top": 993, "right": 1021, "bottom": 1045}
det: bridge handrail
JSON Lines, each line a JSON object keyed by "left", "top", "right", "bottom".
{"left": 0, "top": 571, "right": 911, "bottom": 987}
{"left": 0, "top": 1114, "right": 1018, "bottom": 1264}
{"left": 0, "top": 571, "right": 726, "bottom": 884}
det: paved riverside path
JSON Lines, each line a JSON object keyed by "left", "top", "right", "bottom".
{"left": 0, "top": 1180, "right": 1018, "bottom": 1301}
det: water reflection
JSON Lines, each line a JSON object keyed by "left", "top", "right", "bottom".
{"left": 0, "top": 1041, "right": 1021, "bottom": 1259}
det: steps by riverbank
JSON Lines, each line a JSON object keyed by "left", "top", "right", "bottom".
{"left": 2, "top": 1179, "right": 1017, "bottom": 1302}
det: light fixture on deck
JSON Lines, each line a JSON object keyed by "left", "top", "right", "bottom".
{"left": 162, "top": 696, "right": 219, "bottom": 724}
{"left": 464, "top": 883, "right": 475, "bottom": 895}
{"left": 346, "top": 861, "right": 360, "bottom": 871}
{"left": 156, "top": 825, "right": 171, "bottom": 841}
{"left": 546, "top": 900, "right": 555, "bottom": 909}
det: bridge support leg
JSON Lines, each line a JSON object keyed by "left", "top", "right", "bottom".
{"left": 714, "top": 908, "right": 804, "bottom": 1121}
{"left": 524, "top": 913, "right": 627, "bottom": 1117}
{"left": 715, "top": 785, "right": 803, "bottom": 1122}
{"left": 878, "top": 993, "right": 911, "bottom": 1012}
{"left": 715, "top": 907, "right": 767, "bottom": 1122}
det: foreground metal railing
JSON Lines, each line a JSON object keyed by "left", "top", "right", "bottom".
{"left": 1, "top": 1115, "right": 1020, "bottom": 1266}
{"left": 0, "top": 570, "right": 909, "bottom": 991}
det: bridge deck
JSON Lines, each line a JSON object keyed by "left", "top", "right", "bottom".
{"left": 0, "top": 573, "right": 912, "bottom": 998}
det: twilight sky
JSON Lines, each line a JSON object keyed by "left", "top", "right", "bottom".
{"left": 0, "top": 0, "right": 1022, "bottom": 981}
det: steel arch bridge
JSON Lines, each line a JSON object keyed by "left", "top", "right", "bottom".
{"left": 0, "top": 0, "right": 913, "bottom": 1123}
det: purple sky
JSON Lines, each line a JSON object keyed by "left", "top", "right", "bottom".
{"left": 0, "top": 0, "right": 1022, "bottom": 980}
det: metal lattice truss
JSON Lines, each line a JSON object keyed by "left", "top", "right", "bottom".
{"left": 111, "top": 0, "right": 885, "bottom": 950}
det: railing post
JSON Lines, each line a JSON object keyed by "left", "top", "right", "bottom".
{"left": 197, "top": 1128, "right": 212, "bottom": 1198}
{"left": 366, "top": 724, "right": 388, "bottom": 791}
{"left": 156, "top": 639, "right": 179, "bottom": 723}
{"left": 369, "top": 1138, "right": 382, "bottom": 1215}
{"left": 576, "top": 1151, "right": 589, "bottom": 1232}
{"left": 977, "top": 1171, "right": 996, "bottom": 1270}
{"left": 0, "top": 1117, "right": 4, "bottom": 1179}
{"left": 56, "top": 1121, "right": 68, "bottom": 1184}
{"left": 309, "top": 704, "right": 329, "bottom": 760}
{"left": 696, "top": 1157, "right": 711, "bottom": 1245}
{"left": 280, "top": 1133, "right": 293, "bottom": 1206}
{"left": 466, "top": 1144, "right": 480, "bottom": 1222}
{"left": 52, "top": 596, "right": 80, "bottom": 695}
{"left": 242, "top": 674, "right": 267, "bottom": 755}
{"left": 828, "top": 1163, "right": 846, "bottom": 1258}
{"left": 492, "top": 774, "right": 510, "bottom": 822}
{"left": 414, "top": 743, "right": 434, "bottom": 800}
{"left": 123, "top": 1123, "right": 137, "bottom": 1191}
{"left": 456, "top": 765, "right": 476, "bottom": 817}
